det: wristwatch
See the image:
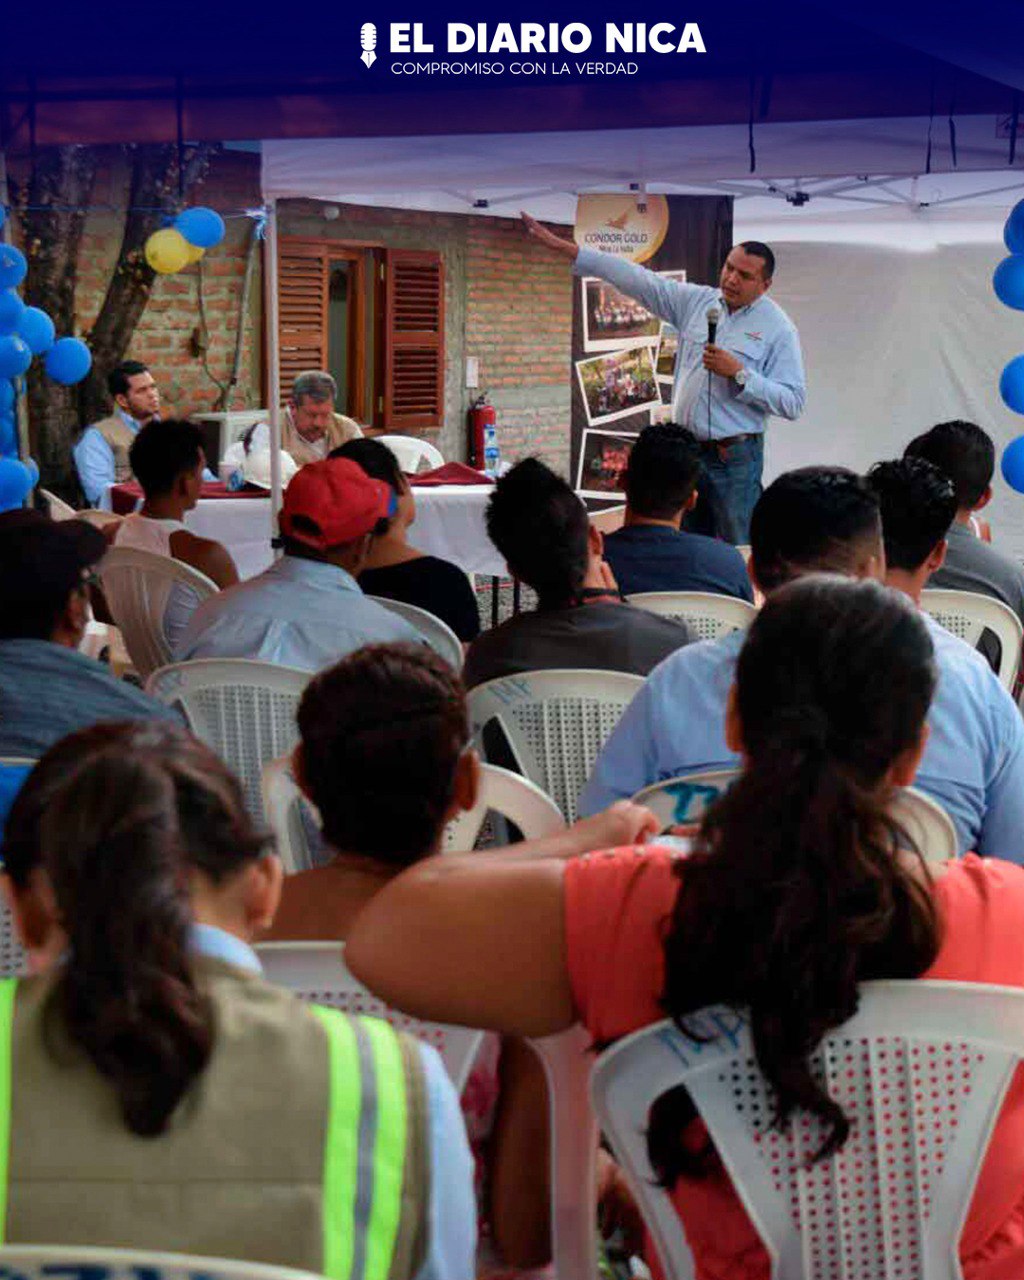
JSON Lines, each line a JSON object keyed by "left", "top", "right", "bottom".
{"left": 734, "top": 367, "right": 749, "bottom": 388}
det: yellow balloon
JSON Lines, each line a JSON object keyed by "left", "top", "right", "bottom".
{"left": 145, "top": 228, "right": 190, "bottom": 274}
{"left": 184, "top": 242, "right": 205, "bottom": 266}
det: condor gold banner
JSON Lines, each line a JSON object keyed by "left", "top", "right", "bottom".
{"left": 573, "top": 193, "right": 670, "bottom": 263}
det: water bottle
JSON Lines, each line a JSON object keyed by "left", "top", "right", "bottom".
{"left": 483, "top": 421, "right": 501, "bottom": 478}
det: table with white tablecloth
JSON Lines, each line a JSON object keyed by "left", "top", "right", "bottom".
{"left": 106, "top": 483, "right": 507, "bottom": 582}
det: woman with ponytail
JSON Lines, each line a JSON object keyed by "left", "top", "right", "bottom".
{"left": 0, "top": 721, "right": 475, "bottom": 1278}
{"left": 350, "top": 576, "right": 1024, "bottom": 1279}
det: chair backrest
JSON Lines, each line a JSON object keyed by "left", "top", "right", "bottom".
{"left": 99, "top": 546, "right": 219, "bottom": 679}
{"left": 627, "top": 591, "right": 757, "bottom": 641}
{"left": 147, "top": 660, "right": 309, "bottom": 821}
{"left": 364, "top": 595, "right": 464, "bottom": 670}
{"left": 467, "top": 669, "right": 645, "bottom": 822}
{"left": 262, "top": 757, "right": 566, "bottom": 873}
{"left": 0, "top": 1244, "right": 326, "bottom": 1280}
{"left": 592, "top": 981, "right": 1024, "bottom": 1280}
{"left": 921, "top": 588, "right": 1023, "bottom": 690}
{"left": 527, "top": 1026, "right": 600, "bottom": 1280}
{"left": 38, "top": 488, "right": 77, "bottom": 520}
{"left": 256, "top": 941, "right": 484, "bottom": 1093}
{"left": 588, "top": 503, "right": 626, "bottom": 535}
{"left": 632, "top": 771, "right": 959, "bottom": 864}
{"left": 375, "top": 433, "right": 445, "bottom": 473}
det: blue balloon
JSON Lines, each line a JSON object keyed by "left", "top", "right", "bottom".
{"left": 1006, "top": 200, "right": 1024, "bottom": 255}
{"left": 0, "top": 379, "right": 13, "bottom": 413}
{"left": 0, "top": 457, "right": 31, "bottom": 511}
{"left": 23, "top": 456, "right": 39, "bottom": 487}
{"left": 1001, "top": 355, "right": 1024, "bottom": 416}
{"left": 45, "top": 337, "right": 92, "bottom": 385}
{"left": 17, "top": 305, "right": 54, "bottom": 355}
{"left": 0, "top": 290, "right": 25, "bottom": 337}
{"left": 174, "top": 206, "right": 225, "bottom": 249}
{"left": 0, "top": 335, "right": 31, "bottom": 379}
{"left": 994, "top": 256, "right": 1024, "bottom": 311}
{"left": 0, "top": 412, "right": 15, "bottom": 456}
{"left": 0, "top": 244, "right": 26, "bottom": 291}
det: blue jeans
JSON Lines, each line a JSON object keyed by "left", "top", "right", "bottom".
{"left": 686, "top": 435, "right": 764, "bottom": 545}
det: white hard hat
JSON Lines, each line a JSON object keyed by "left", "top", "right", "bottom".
{"left": 242, "top": 449, "right": 299, "bottom": 491}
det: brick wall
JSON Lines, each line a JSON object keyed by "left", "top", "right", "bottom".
{"left": 75, "top": 150, "right": 264, "bottom": 417}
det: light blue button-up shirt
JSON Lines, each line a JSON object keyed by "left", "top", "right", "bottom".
{"left": 73, "top": 409, "right": 141, "bottom": 505}
{"left": 190, "top": 924, "right": 475, "bottom": 1280}
{"left": 575, "top": 246, "right": 806, "bottom": 441}
{"left": 580, "top": 610, "right": 1024, "bottom": 861}
{"left": 175, "top": 554, "right": 421, "bottom": 671}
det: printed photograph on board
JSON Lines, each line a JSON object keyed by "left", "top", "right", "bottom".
{"left": 580, "top": 270, "right": 686, "bottom": 352}
{"left": 575, "top": 343, "right": 661, "bottom": 426}
{"left": 576, "top": 429, "right": 640, "bottom": 499}
{"left": 655, "top": 322, "right": 679, "bottom": 384}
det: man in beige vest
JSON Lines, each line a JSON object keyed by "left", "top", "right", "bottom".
{"left": 73, "top": 360, "right": 161, "bottom": 505}
{"left": 237, "top": 370, "right": 364, "bottom": 468}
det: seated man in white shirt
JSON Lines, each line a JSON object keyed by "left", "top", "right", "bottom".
{"left": 111, "top": 420, "right": 239, "bottom": 650}
{"left": 73, "top": 360, "right": 160, "bottom": 506}
{"left": 176, "top": 457, "right": 421, "bottom": 670}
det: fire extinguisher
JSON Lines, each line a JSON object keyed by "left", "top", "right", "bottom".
{"left": 468, "top": 393, "right": 496, "bottom": 471}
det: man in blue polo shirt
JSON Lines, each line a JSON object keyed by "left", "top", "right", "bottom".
{"left": 523, "top": 212, "right": 806, "bottom": 544}
{"left": 580, "top": 465, "right": 1024, "bottom": 860}
{"left": 603, "top": 423, "right": 752, "bottom": 601}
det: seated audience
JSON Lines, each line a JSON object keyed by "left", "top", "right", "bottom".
{"left": 0, "top": 721, "right": 474, "bottom": 1274}
{"left": 111, "top": 419, "right": 238, "bottom": 650}
{"left": 905, "top": 420, "right": 1024, "bottom": 624}
{"left": 464, "top": 458, "right": 692, "bottom": 688}
{"left": 602, "top": 424, "right": 753, "bottom": 601}
{"left": 349, "top": 575, "right": 1024, "bottom": 1280}
{"left": 0, "top": 511, "right": 177, "bottom": 810}
{"left": 73, "top": 360, "right": 160, "bottom": 506}
{"left": 580, "top": 466, "right": 1024, "bottom": 858}
{"left": 334, "top": 438, "right": 480, "bottom": 642}
{"left": 267, "top": 642, "right": 654, "bottom": 1272}
{"left": 176, "top": 458, "right": 420, "bottom": 669}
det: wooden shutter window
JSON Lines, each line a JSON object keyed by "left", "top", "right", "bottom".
{"left": 277, "top": 239, "right": 329, "bottom": 403}
{"left": 383, "top": 249, "right": 445, "bottom": 430}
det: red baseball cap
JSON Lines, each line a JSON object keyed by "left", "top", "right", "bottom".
{"left": 278, "top": 457, "right": 397, "bottom": 551}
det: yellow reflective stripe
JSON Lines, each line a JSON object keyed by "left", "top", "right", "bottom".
{"left": 358, "top": 1016, "right": 408, "bottom": 1280}
{"left": 0, "top": 980, "right": 17, "bottom": 1245}
{"left": 312, "top": 1005, "right": 363, "bottom": 1280}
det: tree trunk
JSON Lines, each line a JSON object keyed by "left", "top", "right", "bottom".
{"left": 79, "top": 142, "right": 213, "bottom": 424}
{"left": 17, "top": 146, "right": 98, "bottom": 499}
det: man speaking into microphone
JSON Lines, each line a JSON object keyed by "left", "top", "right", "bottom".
{"left": 523, "top": 213, "right": 806, "bottom": 544}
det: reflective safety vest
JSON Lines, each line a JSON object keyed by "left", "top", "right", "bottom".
{"left": 0, "top": 975, "right": 431, "bottom": 1280}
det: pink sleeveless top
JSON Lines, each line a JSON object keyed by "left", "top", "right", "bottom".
{"left": 565, "top": 849, "right": 1024, "bottom": 1280}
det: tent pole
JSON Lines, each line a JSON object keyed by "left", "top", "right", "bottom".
{"left": 263, "top": 194, "right": 283, "bottom": 541}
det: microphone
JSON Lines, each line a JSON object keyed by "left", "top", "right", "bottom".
{"left": 706, "top": 305, "right": 721, "bottom": 347}
{"left": 360, "top": 23, "right": 377, "bottom": 67}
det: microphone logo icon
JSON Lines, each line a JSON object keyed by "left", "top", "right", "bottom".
{"left": 360, "top": 23, "right": 377, "bottom": 67}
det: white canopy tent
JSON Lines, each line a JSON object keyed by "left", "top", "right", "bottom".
{"left": 260, "top": 117, "right": 1024, "bottom": 552}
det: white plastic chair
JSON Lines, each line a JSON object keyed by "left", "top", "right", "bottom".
{"left": 256, "top": 941, "right": 483, "bottom": 1093}
{"left": 0, "top": 1245, "right": 326, "bottom": 1280}
{"left": 527, "top": 1025, "right": 600, "bottom": 1280}
{"left": 147, "top": 660, "right": 309, "bottom": 822}
{"left": 921, "top": 588, "right": 1023, "bottom": 691}
{"left": 588, "top": 503, "right": 626, "bottom": 535}
{"left": 632, "top": 771, "right": 960, "bottom": 863}
{"left": 261, "top": 757, "right": 566, "bottom": 873}
{"left": 364, "top": 595, "right": 464, "bottom": 671}
{"left": 38, "top": 487, "right": 76, "bottom": 520}
{"left": 467, "top": 669, "right": 644, "bottom": 822}
{"left": 99, "top": 546, "right": 219, "bottom": 680}
{"left": 627, "top": 590, "right": 757, "bottom": 641}
{"left": 375, "top": 433, "right": 444, "bottom": 474}
{"left": 592, "top": 981, "right": 1024, "bottom": 1280}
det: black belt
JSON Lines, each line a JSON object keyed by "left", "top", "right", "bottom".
{"left": 697, "top": 433, "right": 759, "bottom": 450}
